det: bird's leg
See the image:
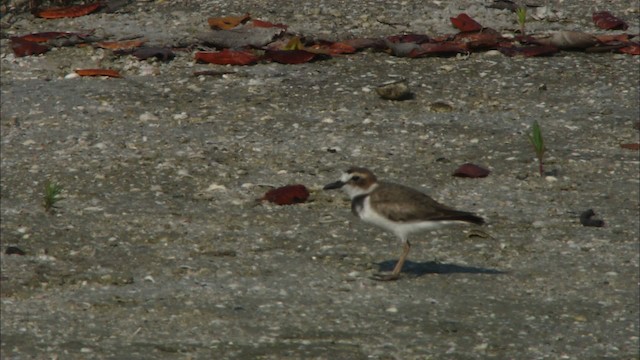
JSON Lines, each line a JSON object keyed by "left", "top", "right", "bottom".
{"left": 372, "top": 240, "right": 411, "bottom": 281}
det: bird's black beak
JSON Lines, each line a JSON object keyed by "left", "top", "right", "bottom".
{"left": 323, "top": 180, "right": 345, "bottom": 190}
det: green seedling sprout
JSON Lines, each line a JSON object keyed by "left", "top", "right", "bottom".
{"left": 516, "top": 7, "right": 527, "bottom": 35}
{"left": 528, "top": 120, "right": 546, "bottom": 177}
{"left": 43, "top": 181, "right": 63, "bottom": 212}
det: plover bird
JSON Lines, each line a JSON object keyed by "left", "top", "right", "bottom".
{"left": 324, "top": 167, "right": 485, "bottom": 281}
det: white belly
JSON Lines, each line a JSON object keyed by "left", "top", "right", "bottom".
{"left": 359, "top": 196, "right": 458, "bottom": 243}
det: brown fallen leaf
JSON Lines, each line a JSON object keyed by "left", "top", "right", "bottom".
{"left": 409, "top": 42, "right": 469, "bottom": 57}
{"left": 261, "top": 185, "right": 310, "bottom": 205}
{"left": 18, "top": 31, "right": 74, "bottom": 43}
{"left": 498, "top": 44, "right": 559, "bottom": 57}
{"left": 195, "top": 49, "right": 260, "bottom": 65}
{"left": 306, "top": 40, "right": 357, "bottom": 55}
{"left": 75, "top": 69, "right": 122, "bottom": 78}
{"left": 592, "top": 11, "right": 628, "bottom": 31}
{"left": 618, "top": 43, "right": 640, "bottom": 55}
{"left": 453, "top": 163, "right": 491, "bottom": 178}
{"left": 207, "top": 13, "right": 251, "bottom": 30}
{"left": 264, "top": 50, "right": 319, "bottom": 64}
{"left": 341, "top": 37, "right": 386, "bottom": 51}
{"left": 595, "top": 34, "right": 632, "bottom": 44}
{"left": 94, "top": 39, "right": 146, "bottom": 50}
{"left": 250, "top": 19, "right": 289, "bottom": 30}
{"left": 10, "top": 37, "right": 49, "bottom": 57}
{"left": 450, "top": 13, "right": 483, "bottom": 32}
{"left": 454, "top": 28, "right": 502, "bottom": 50}
{"left": 36, "top": 2, "right": 102, "bottom": 19}
{"left": 620, "top": 143, "right": 640, "bottom": 150}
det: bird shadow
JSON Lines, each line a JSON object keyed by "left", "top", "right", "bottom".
{"left": 375, "top": 260, "right": 506, "bottom": 277}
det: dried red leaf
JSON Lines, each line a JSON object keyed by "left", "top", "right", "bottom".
{"left": 207, "top": 13, "right": 251, "bottom": 30}
{"left": 36, "top": 2, "right": 101, "bottom": 19}
{"left": 408, "top": 42, "right": 469, "bottom": 57}
{"left": 450, "top": 13, "right": 483, "bottom": 32}
{"left": 195, "top": 49, "right": 260, "bottom": 65}
{"left": 262, "top": 185, "right": 310, "bottom": 205}
{"left": 618, "top": 43, "right": 640, "bottom": 55}
{"left": 620, "top": 143, "right": 640, "bottom": 150}
{"left": 592, "top": 11, "right": 628, "bottom": 30}
{"left": 95, "top": 39, "right": 146, "bottom": 50}
{"left": 453, "top": 163, "right": 491, "bottom": 178}
{"left": 75, "top": 69, "right": 122, "bottom": 78}
{"left": 307, "top": 40, "right": 357, "bottom": 55}
{"left": 18, "top": 31, "right": 73, "bottom": 43}
{"left": 595, "top": 34, "right": 632, "bottom": 44}
{"left": 10, "top": 37, "right": 49, "bottom": 57}
{"left": 250, "top": 19, "right": 288, "bottom": 30}
{"left": 498, "top": 45, "right": 559, "bottom": 57}
{"left": 264, "top": 50, "right": 317, "bottom": 64}
{"left": 327, "top": 42, "right": 357, "bottom": 54}
{"left": 454, "top": 29, "right": 501, "bottom": 49}
{"left": 341, "top": 37, "right": 386, "bottom": 50}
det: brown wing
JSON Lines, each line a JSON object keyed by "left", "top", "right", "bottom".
{"left": 370, "top": 182, "right": 484, "bottom": 224}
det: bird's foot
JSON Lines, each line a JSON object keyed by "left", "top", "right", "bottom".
{"left": 370, "top": 272, "right": 400, "bottom": 281}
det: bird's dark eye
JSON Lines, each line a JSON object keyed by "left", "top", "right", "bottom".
{"left": 351, "top": 175, "right": 360, "bottom": 182}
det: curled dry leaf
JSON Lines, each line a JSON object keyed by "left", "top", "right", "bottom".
{"left": 207, "top": 13, "right": 251, "bottom": 30}
{"left": 307, "top": 41, "right": 357, "bottom": 55}
{"left": 95, "top": 39, "right": 146, "bottom": 50}
{"left": 75, "top": 69, "right": 122, "bottom": 78}
{"left": 595, "top": 34, "right": 632, "bottom": 44}
{"left": 498, "top": 44, "right": 559, "bottom": 57}
{"left": 195, "top": 49, "right": 260, "bottom": 65}
{"left": 341, "top": 38, "right": 386, "bottom": 51}
{"left": 453, "top": 163, "right": 491, "bottom": 178}
{"left": 618, "top": 43, "right": 640, "bottom": 56}
{"left": 250, "top": 19, "right": 288, "bottom": 30}
{"left": 18, "top": 31, "right": 74, "bottom": 43}
{"left": 454, "top": 28, "right": 502, "bottom": 49}
{"left": 264, "top": 50, "right": 318, "bottom": 64}
{"left": 450, "top": 13, "right": 483, "bottom": 32}
{"left": 409, "top": 42, "right": 469, "bottom": 57}
{"left": 36, "top": 2, "right": 102, "bottom": 19}
{"left": 262, "top": 185, "right": 310, "bottom": 205}
{"left": 592, "top": 11, "right": 628, "bottom": 31}
{"left": 10, "top": 37, "right": 49, "bottom": 57}
{"left": 534, "top": 31, "right": 597, "bottom": 50}
{"left": 301, "top": 39, "right": 357, "bottom": 55}
{"left": 619, "top": 143, "right": 640, "bottom": 150}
